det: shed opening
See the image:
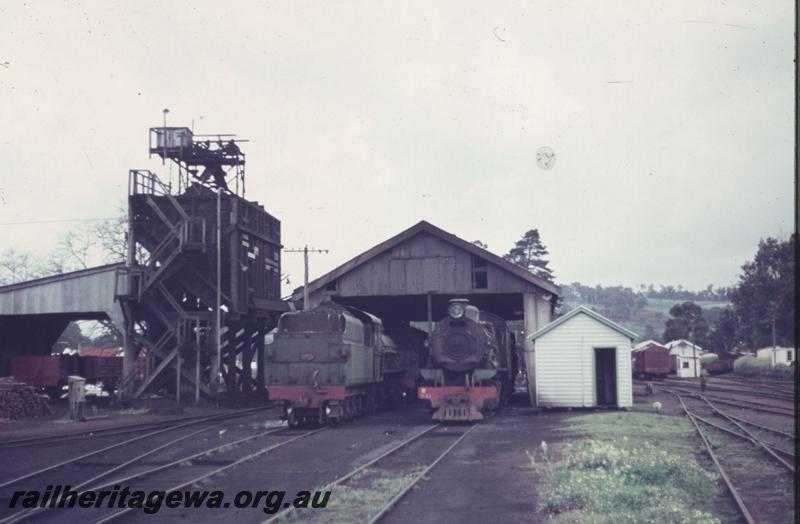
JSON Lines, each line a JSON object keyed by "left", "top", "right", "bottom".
{"left": 471, "top": 255, "right": 488, "bottom": 289}
{"left": 594, "top": 347, "right": 617, "bottom": 406}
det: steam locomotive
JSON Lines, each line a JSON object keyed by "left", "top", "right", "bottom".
{"left": 418, "top": 299, "right": 516, "bottom": 421}
{"left": 264, "top": 302, "right": 425, "bottom": 427}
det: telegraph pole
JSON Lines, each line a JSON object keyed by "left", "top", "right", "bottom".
{"left": 214, "top": 187, "right": 222, "bottom": 399}
{"left": 284, "top": 246, "right": 329, "bottom": 310}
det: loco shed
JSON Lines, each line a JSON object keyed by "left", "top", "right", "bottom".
{"left": 289, "top": 221, "right": 560, "bottom": 409}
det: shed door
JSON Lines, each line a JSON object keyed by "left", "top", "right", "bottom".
{"left": 594, "top": 348, "right": 617, "bottom": 406}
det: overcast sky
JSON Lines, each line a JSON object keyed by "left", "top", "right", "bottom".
{"left": 0, "top": 1, "right": 794, "bottom": 294}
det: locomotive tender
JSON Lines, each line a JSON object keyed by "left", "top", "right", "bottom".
{"left": 264, "top": 302, "right": 424, "bottom": 427}
{"left": 418, "top": 299, "right": 516, "bottom": 421}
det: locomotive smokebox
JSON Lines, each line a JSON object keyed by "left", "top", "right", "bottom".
{"left": 429, "top": 299, "right": 493, "bottom": 372}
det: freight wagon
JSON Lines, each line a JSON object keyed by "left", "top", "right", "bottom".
{"left": 632, "top": 342, "right": 671, "bottom": 379}
{"left": 9, "top": 353, "right": 123, "bottom": 396}
{"left": 702, "top": 353, "right": 741, "bottom": 375}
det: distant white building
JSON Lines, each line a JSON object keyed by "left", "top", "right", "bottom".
{"left": 755, "top": 346, "right": 796, "bottom": 367}
{"left": 633, "top": 339, "right": 662, "bottom": 351}
{"left": 527, "top": 305, "right": 636, "bottom": 408}
{"left": 664, "top": 339, "right": 706, "bottom": 378}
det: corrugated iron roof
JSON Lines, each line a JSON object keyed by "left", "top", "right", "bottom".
{"left": 292, "top": 220, "right": 561, "bottom": 301}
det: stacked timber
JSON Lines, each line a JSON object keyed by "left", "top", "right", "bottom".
{"left": 0, "top": 376, "right": 54, "bottom": 420}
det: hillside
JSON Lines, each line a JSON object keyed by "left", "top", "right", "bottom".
{"left": 561, "top": 296, "right": 730, "bottom": 343}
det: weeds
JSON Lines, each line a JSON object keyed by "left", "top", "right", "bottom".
{"left": 532, "top": 413, "right": 724, "bottom": 523}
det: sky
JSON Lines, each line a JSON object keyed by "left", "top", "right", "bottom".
{"left": 0, "top": 1, "right": 794, "bottom": 295}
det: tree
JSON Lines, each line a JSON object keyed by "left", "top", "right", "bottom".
{"left": 729, "top": 234, "right": 795, "bottom": 349}
{"left": 52, "top": 322, "right": 91, "bottom": 353}
{"left": 663, "top": 301, "right": 709, "bottom": 348}
{"left": 83, "top": 319, "right": 123, "bottom": 347}
{"left": 707, "top": 307, "right": 739, "bottom": 354}
{"left": 504, "top": 229, "right": 554, "bottom": 282}
{"left": 95, "top": 206, "right": 128, "bottom": 263}
{"left": 0, "top": 248, "right": 35, "bottom": 284}
{"left": 643, "top": 324, "right": 659, "bottom": 342}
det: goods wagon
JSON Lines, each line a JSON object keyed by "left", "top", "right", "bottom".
{"left": 632, "top": 343, "right": 671, "bottom": 379}
{"left": 10, "top": 354, "right": 123, "bottom": 395}
{"left": 702, "top": 353, "right": 740, "bottom": 375}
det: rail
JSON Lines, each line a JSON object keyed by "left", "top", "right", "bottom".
{"left": 90, "top": 427, "right": 326, "bottom": 524}
{"left": 263, "top": 423, "right": 477, "bottom": 524}
{"left": 1, "top": 409, "right": 313, "bottom": 524}
{"left": 669, "top": 392, "right": 755, "bottom": 524}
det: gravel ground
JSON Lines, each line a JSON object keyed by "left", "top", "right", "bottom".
{"left": 0, "top": 400, "right": 249, "bottom": 442}
{"left": 380, "top": 405, "right": 571, "bottom": 524}
{"left": 5, "top": 386, "right": 790, "bottom": 524}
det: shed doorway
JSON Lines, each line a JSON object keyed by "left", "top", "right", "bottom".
{"left": 594, "top": 348, "right": 617, "bottom": 406}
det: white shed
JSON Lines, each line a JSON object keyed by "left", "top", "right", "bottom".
{"left": 755, "top": 346, "right": 796, "bottom": 366}
{"left": 673, "top": 355, "right": 701, "bottom": 378}
{"left": 665, "top": 339, "right": 706, "bottom": 378}
{"left": 527, "top": 305, "right": 636, "bottom": 408}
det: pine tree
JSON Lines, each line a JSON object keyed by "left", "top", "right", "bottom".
{"left": 503, "top": 229, "right": 554, "bottom": 282}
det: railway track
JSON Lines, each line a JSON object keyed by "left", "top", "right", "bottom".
{"left": 264, "top": 423, "right": 477, "bottom": 523}
{"left": 647, "top": 382, "right": 795, "bottom": 418}
{"left": 667, "top": 390, "right": 795, "bottom": 524}
{"left": 658, "top": 386, "right": 795, "bottom": 455}
{"left": 0, "top": 407, "right": 273, "bottom": 489}
{"left": 659, "top": 377, "right": 796, "bottom": 402}
{"left": 0, "top": 405, "right": 276, "bottom": 450}
{"left": 709, "top": 375, "right": 796, "bottom": 396}
{"left": 0, "top": 411, "right": 321, "bottom": 524}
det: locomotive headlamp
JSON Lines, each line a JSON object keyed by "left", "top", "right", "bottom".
{"left": 448, "top": 303, "right": 465, "bottom": 319}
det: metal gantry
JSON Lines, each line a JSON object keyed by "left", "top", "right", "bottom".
{"left": 114, "top": 126, "right": 286, "bottom": 400}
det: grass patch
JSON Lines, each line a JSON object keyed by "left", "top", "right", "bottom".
{"left": 282, "top": 467, "right": 423, "bottom": 523}
{"left": 531, "top": 412, "right": 724, "bottom": 523}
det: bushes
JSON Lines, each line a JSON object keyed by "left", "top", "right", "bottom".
{"left": 700, "top": 353, "right": 718, "bottom": 364}
{"left": 733, "top": 355, "right": 795, "bottom": 378}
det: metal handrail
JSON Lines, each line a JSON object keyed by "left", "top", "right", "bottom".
{"left": 129, "top": 169, "right": 172, "bottom": 196}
